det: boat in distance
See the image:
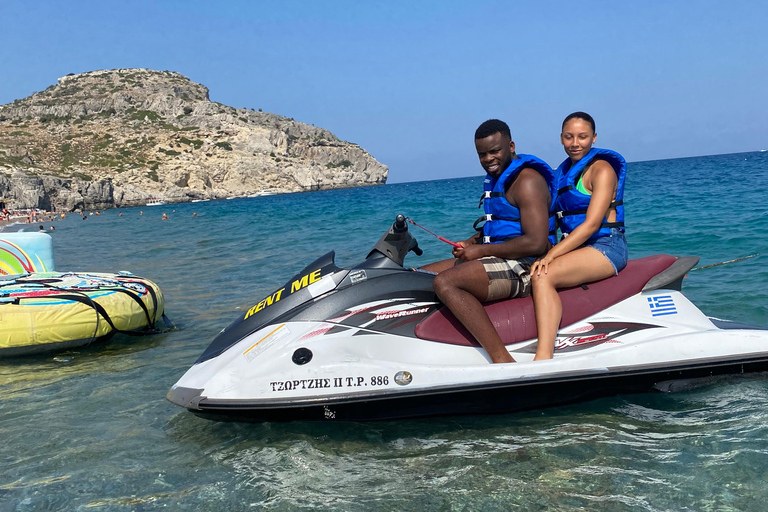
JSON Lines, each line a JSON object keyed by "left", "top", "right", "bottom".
{"left": 167, "top": 215, "right": 768, "bottom": 422}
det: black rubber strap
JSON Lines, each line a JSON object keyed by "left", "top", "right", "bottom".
{"left": 141, "top": 281, "right": 160, "bottom": 325}
{"left": 51, "top": 293, "right": 162, "bottom": 336}
{"left": 109, "top": 286, "right": 157, "bottom": 327}
{"left": 7, "top": 281, "right": 162, "bottom": 336}
{"left": 49, "top": 293, "right": 121, "bottom": 333}
{"left": 30, "top": 274, "right": 160, "bottom": 328}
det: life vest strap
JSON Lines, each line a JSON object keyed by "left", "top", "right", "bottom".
{"left": 556, "top": 199, "right": 625, "bottom": 233}
{"left": 557, "top": 217, "right": 625, "bottom": 228}
{"left": 473, "top": 213, "right": 521, "bottom": 232}
{"left": 483, "top": 235, "right": 514, "bottom": 244}
{"left": 478, "top": 191, "right": 506, "bottom": 208}
{"left": 556, "top": 199, "right": 623, "bottom": 218}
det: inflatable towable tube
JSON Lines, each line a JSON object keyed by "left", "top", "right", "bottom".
{"left": 0, "top": 271, "right": 167, "bottom": 357}
{"left": 0, "top": 232, "right": 169, "bottom": 357}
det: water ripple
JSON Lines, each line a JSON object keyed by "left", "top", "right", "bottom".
{"left": 2, "top": 152, "right": 768, "bottom": 510}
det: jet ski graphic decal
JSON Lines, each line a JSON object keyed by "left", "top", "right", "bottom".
{"left": 331, "top": 299, "right": 440, "bottom": 333}
{"left": 514, "top": 321, "right": 663, "bottom": 354}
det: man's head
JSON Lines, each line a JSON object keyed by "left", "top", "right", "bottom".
{"left": 475, "top": 119, "right": 515, "bottom": 178}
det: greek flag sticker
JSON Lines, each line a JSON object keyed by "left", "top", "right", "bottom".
{"left": 647, "top": 295, "right": 677, "bottom": 317}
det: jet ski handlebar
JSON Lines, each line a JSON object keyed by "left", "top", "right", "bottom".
{"left": 364, "top": 214, "right": 422, "bottom": 268}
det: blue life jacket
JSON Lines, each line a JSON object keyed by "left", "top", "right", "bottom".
{"left": 475, "top": 154, "right": 557, "bottom": 246}
{"left": 554, "top": 147, "right": 626, "bottom": 242}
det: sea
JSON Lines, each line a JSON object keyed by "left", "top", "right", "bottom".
{"left": 1, "top": 150, "right": 767, "bottom": 511}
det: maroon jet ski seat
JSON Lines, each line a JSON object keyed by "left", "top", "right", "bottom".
{"left": 415, "top": 254, "right": 678, "bottom": 346}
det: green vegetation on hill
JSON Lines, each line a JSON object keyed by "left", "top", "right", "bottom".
{"left": 0, "top": 68, "right": 387, "bottom": 211}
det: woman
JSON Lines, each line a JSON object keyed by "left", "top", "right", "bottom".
{"left": 530, "top": 112, "right": 628, "bottom": 360}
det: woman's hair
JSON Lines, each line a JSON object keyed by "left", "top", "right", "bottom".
{"left": 562, "top": 111, "right": 595, "bottom": 132}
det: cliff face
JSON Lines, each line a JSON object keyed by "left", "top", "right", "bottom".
{"left": 0, "top": 69, "right": 387, "bottom": 210}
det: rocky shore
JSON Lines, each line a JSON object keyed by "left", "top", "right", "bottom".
{"left": 0, "top": 69, "right": 388, "bottom": 211}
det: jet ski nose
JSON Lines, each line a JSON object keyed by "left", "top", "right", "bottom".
{"left": 166, "top": 385, "right": 205, "bottom": 409}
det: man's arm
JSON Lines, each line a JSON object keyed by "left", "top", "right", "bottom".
{"left": 455, "top": 168, "right": 551, "bottom": 261}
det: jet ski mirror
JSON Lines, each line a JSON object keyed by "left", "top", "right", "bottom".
{"left": 365, "top": 214, "right": 421, "bottom": 268}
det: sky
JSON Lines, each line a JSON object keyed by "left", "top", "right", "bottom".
{"left": 1, "top": 0, "right": 766, "bottom": 183}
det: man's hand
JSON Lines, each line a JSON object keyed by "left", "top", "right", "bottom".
{"left": 453, "top": 242, "right": 485, "bottom": 262}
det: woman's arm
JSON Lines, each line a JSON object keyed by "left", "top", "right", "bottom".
{"left": 532, "top": 160, "right": 617, "bottom": 272}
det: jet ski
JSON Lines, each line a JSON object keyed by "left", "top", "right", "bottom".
{"left": 167, "top": 215, "right": 768, "bottom": 422}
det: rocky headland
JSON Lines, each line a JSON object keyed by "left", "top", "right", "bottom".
{"left": 0, "top": 69, "right": 388, "bottom": 211}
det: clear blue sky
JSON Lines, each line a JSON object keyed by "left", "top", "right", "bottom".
{"left": 1, "top": 1, "right": 766, "bottom": 183}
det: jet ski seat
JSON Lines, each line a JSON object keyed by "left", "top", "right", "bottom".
{"left": 415, "top": 254, "right": 691, "bottom": 347}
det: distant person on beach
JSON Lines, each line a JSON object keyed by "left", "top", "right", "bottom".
{"left": 49, "top": 226, "right": 55, "bottom": 231}
{"left": 530, "top": 111, "right": 628, "bottom": 360}
{"left": 162, "top": 213, "right": 168, "bottom": 220}
{"left": 420, "top": 119, "right": 556, "bottom": 363}
{"left": 38, "top": 225, "right": 45, "bottom": 232}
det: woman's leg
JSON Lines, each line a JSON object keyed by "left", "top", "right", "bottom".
{"left": 531, "top": 247, "right": 616, "bottom": 360}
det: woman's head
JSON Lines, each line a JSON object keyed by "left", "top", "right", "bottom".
{"left": 561, "top": 111, "right": 596, "bottom": 162}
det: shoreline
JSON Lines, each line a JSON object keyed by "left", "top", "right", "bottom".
{"left": 0, "top": 219, "right": 49, "bottom": 233}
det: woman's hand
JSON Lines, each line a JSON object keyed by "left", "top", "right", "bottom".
{"left": 531, "top": 250, "right": 556, "bottom": 276}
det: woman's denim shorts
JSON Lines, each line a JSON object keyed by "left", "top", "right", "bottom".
{"left": 582, "top": 227, "right": 628, "bottom": 275}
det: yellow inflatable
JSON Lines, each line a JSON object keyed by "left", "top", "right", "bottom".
{"left": 0, "top": 271, "right": 166, "bottom": 357}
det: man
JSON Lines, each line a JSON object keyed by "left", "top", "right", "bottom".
{"left": 422, "top": 119, "right": 555, "bottom": 363}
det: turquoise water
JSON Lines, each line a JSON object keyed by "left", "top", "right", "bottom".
{"left": 1, "top": 151, "right": 767, "bottom": 511}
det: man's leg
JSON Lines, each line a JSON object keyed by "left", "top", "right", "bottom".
{"left": 420, "top": 258, "right": 457, "bottom": 273}
{"left": 433, "top": 260, "right": 514, "bottom": 363}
